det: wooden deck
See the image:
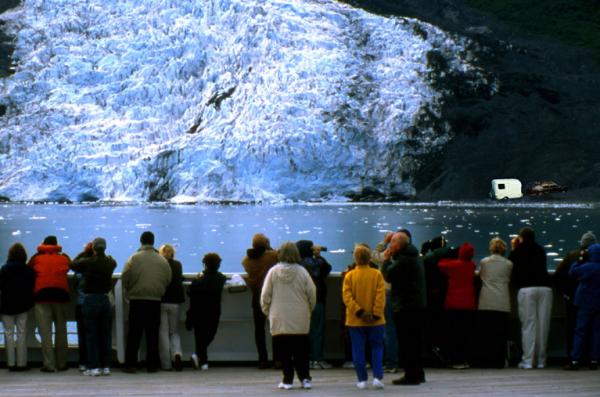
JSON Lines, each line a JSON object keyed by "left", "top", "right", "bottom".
{"left": 1, "top": 366, "right": 598, "bottom": 396}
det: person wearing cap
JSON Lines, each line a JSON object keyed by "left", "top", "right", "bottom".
{"left": 28, "top": 235, "right": 71, "bottom": 372}
{"left": 122, "top": 231, "right": 171, "bottom": 373}
{"left": 509, "top": 226, "right": 552, "bottom": 369}
{"left": 242, "top": 233, "right": 278, "bottom": 369}
{"left": 555, "top": 231, "right": 597, "bottom": 364}
{"left": 70, "top": 238, "right": 117, "bottom": 376}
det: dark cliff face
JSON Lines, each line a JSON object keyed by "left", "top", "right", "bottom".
{"left": 343, "top": 0, "right": 600, "bottom": 200}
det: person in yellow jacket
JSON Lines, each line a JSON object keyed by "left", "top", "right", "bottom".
{"left": 343, "top": 244, "right": 386, "bottom": 390}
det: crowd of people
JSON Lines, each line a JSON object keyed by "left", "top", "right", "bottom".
{"left": 0, "top": 226, "right": 599, "bottom": 391}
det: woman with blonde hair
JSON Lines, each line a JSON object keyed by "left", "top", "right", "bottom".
{"left": 158, "top": 244, "right": 185, "bottom": 371}
{"left": 478, "top": 237, "right": 513, "bottom": 368}
{"left": 261, "top": 242, "right": 316, "bottom": 390}
{"left": 343, "top": 244, "right": 386, "bottom": 389}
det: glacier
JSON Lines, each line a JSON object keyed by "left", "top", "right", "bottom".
{"left": 0, "top": 0, "right": 487, "bottom": 202}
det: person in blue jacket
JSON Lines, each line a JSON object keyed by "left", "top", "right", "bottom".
{"left": 566, "top": 243, "right": 600, "bottom": 370}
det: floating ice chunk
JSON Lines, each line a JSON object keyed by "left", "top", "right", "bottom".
{"left": 329, "top": 249, "right": 345, "bottom": 254}
{"left": 135, "top": 223, "right": 152, "bottom": 229}
{"left": 297, "top": 230, "right": 310, "bottom": 235}
{"left": 547, "top": 252, "right": 559, "bottom": 257}
{"left": 29, "top": 216, "right": 47, "bottom": 220}
{"left": 12, "top": 230, "right": 21, "bottom": 236}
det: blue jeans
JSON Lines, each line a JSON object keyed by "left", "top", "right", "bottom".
{"left": 83, "top": 294, "right": 112, "bottom": 369}
{"left": 309, "top": 302, "right": 325, "bottom": 361}
{"left": 384, "top": 292, "right": 398, "bottom": 368}
{"left": 348, "top": 325, "right": 385, "bottom": 382}
{"left": 571, "top": 307, "right": 600, "bottom": 362}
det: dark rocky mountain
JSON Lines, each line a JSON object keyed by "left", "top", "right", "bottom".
{"left": 345, "top": 0, "right": 600, "bottom": 200}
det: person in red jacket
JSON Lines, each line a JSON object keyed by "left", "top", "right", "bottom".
{"left": 438, "top": 242, "right": 476, "bottom": 369}
{"left": 28, "top": 235, "right": 71, "bottom": 372}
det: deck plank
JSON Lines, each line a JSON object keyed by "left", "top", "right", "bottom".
{"left": 1, "top": 367, "right": 599, "bottom": 397}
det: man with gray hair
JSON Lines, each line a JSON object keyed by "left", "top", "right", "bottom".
{"left": 122, "top": 231, "right": 171, "bottom": 373}
{"left": 382, "top": 231, "right": 426, "bottom": 385}
{"left": 556, "top": 231, "right": 597, "bottom": 365}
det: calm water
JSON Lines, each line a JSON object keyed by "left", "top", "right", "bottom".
{"left": 0, "top": 202, "right": 598, "bottom": 273}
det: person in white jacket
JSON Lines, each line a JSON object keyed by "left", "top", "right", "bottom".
{"left": 261, "top": 242, "right": 316, "bottom": 390}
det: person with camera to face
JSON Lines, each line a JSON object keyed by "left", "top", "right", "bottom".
{"left": 296, "top": 240, "right": 332, "bottom": 370}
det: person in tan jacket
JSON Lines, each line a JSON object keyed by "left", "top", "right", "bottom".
{"left": 121, "top": 231, "right": 171, "bottom": 373}
{"left": 343, "top": 244, "right": 386, "bottom": 389}
{"left": 261, "top": 242, "right": 316, "bottom": 390}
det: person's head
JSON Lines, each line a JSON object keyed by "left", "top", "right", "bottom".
{"left": 489, "top": 237, "right": 507, "bottom": 256}
{"left": 458, "top": 242, "right": 475, "bottom": 261}
{"left": 398, "top": 228, "right": 412, "bottom": 243}
{"left": 43, "top": 235, "right": 58, "bottom": 245}
{"left": 202, "top": 252, "right": 221, "bottom": 272}
{"left": 159, "top": 244, "right": 175, "bottom": 260}
{"left": 353, "top": 244, "right": 371, "bottom": 266}
{"left": 92, "top": 237, "right": 107, "bottom": 255}
{"left": 140, "top": 231, "right": 155, "bottom": 246}
{"left": 389, "top": 232, "right": 409, "bottom": 254}
{"left": 580, "top": 231, "right": 597, "bottom": 249}
{"left": 295, "top": 240, "right": 314, "bottom": 259}
{"left": 278, "top": 241, "right": 301, "bottom": 264}
{"left": 252, "top": 233, "right": 271, "bottom": 250}
{"left": 8, "top": 242, "right": 27, "bottom": 263}
{"left": 518, "top": 227, "right": 535, "bottom": 244}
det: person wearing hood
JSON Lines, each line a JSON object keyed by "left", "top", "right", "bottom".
{"left": 186, "top": 253, "right": 227, "bottom": 371}
{"left": 296, "top": 239, "right": 332, "bottom": 370}
{"left": 122, "top": 231, "right": 171, "bottom": 373}
{"left": 555, "top": 231, "right": 596, "bottom": 363}
{"left": 28, "top": 235, "right": 71, "bottom": 372}
{"left": 261, "top": 242, "right": 316, "bottom": 390}
{"left": 509, "top": 227, "right": 552, "bottom": 369}
{"left": 438, "top": 242, "right": 477, "bottom": 369}
{"left": 242, "top": 233, "right": 278, "bottom": 369}
{"left": 0, "top": 243, "right": 36, "bottom": 371}
{"left": 381, "top": 231, "right": 426, "bottom": 386}
{"left": 565, "top": 243, "right": 600, "bottom": 370}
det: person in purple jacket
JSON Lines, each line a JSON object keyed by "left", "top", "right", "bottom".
{"left": 565, "top": 243, "right": 600, "bottom": 370}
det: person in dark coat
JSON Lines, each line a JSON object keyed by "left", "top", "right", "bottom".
{"left": 509, "top": 227, "right": 552, "bottom": 369}
{"left": 186, "top": 253, "right": 227, "bottom": 370}
{"left": 565, "top": 243, "right": 600, "bottom": 370}
{"left": 70, "top": 238, "right": 117, "bottom": 376}
{"left": 242, "top": 233, "right": 278, "bottom": 368}
{"left": 555, "top": 231, "right": 596, "bottom": 363}
{"left": 382, "top": 231, "right": 427, "bottom": 385}
{"left": 0, "top": 243, "right": 36, "bottom": 371}
{"left": 296, "top": 240, "right": 332, "bottom": 369}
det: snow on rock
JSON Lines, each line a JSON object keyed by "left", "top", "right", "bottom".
{"left": 0, "top": 0, "right": 483, "bottom": 202}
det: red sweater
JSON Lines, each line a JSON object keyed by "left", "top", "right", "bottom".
{"left": 438, "top": 243, "right": 476, "bottom": 310}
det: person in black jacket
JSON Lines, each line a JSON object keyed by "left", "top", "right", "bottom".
{"left": 509, "top": 227, "right": 552, "bottom": 369}
{"left": 186, "top": 253, "right": 227, "bottom": 370}
{"left": 70, "top": 238, "right": 117, "bottom": 376}
{"left": 158, "top": 244, "right": 185, "bottom": 371}
{"left": 296, "top": 240, "right": 332, "bottom": 369}
{"left": 0, "top": 243, "right": 36, "bottom": 371}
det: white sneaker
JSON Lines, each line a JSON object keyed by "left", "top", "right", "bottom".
{"left": 102, "top": 368, "right": 111, "bottom": 376}
{"left": 200, "top": 363, "right": 208, "bottom": 371}
{"left": 342, "top": 361, "right": 354, "bottom": 369}
{"left": 79, "top": 365, "right": 87, "bottom": 372}
{"left": 356, "top": 381, "right": 367, "bottom": 390}
{"left": 302, "top": 379, "right": 312, "bottom": 389}
{"left": 316, "top": 360, "right": 332, "bottom": 369}
{"left": 278, "top": 382, "right": 293, "bottom": 390}
{"left": 373, "top": 378, "right": 384, "bottom": 389}
{"left": 536, "top": 364, "right": 545, "bottom": 369}
{"left": 191, "top": 354, "right": 199, "bottom": 369}
{"left": 518, "top": 362, "right": 532, "bottom": 369}
{"left": 83, "top": 368, "right": 101, "bottom": 376}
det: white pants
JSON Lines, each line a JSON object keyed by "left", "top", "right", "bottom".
{"left": 159, "top": 303, "right": 182, "bottom": 369}
{"left": 2, "top": 312, "right": 29, "bottom": 367}
{"left": 517, "top": 287, "right": 553, "bottom": 367}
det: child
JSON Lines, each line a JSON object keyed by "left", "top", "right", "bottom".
{"left": 186, "top": 253, "right": 227, "bottom": 370}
